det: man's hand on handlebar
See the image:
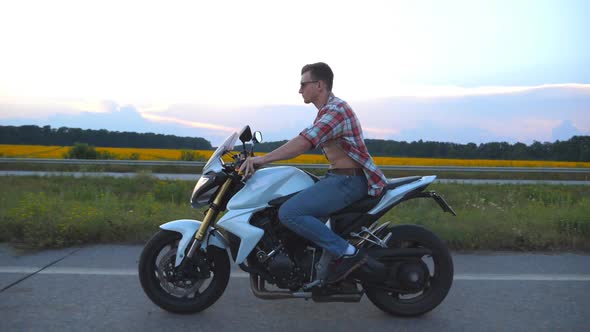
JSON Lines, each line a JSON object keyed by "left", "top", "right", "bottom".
{"left": 238, "top": 156, "right": 265, "bottom": 179}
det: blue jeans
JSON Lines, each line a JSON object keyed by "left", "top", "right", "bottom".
{"left": 278, "top": 173, "right": 369, "bottom": 257}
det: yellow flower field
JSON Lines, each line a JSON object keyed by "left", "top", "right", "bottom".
{"left": 0, "top": 145, "right": 215, "bottom": 161}
{"left": 1, "top": 144, "right": 589, "bottom": 168}
{"left": 0, "top": 145, "right": 70, "bottom": 158}
{"left": 94, "top": 147, "right": 215, "bottom": 161}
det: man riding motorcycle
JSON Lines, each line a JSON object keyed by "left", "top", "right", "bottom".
{"left": 239, "top": 62, "right": 388, "bottom": 283}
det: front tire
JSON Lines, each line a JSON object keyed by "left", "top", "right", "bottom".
{"left": 138, "top": 230, "right": 230, "bottom": 313}
{"left": 364, "top": 225, "right": 453, "bottom": 317}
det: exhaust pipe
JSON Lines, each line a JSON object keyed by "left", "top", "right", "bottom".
{"left": 312, "top": 293, "right": 363, "bottom": 303}
{"left": 249, "top": 274, "right": 363, "bottom": 303}
{"left": 249, "top": 274, "right": 312, "bottom": 300}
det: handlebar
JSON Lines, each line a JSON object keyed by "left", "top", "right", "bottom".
{"left": 227, "top": 129, "right": 260, "bottom": 180}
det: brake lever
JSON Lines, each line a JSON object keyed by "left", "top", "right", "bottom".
{"left": 233, "top": 157, "right": 247, "bottom": 182}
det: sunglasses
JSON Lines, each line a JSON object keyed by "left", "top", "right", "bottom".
{"left": 300, "top": 80, "right": 319, "bottom": 89}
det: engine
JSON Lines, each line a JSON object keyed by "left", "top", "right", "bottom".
{"left": 254, "top": 246, "right": 317, "bottom": 290}
{"left": 250, "top": 209, "right": 318, "bottom": 290}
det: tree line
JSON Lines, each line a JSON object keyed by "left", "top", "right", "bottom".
{"left": 0, "top": 125, "right": 212, "bottom": 150}
{"left": 363, "top": 137, "right": 590, "bottom": 162}
{"left": 253, "top": 136, "right": 590, "bottom": 162}
{"left": 1, "top": 125, "right": 589, "bottom": 161}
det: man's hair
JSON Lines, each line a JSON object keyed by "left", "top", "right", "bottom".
{"left": 301, "top": 62, "right": 334, "bottom": 92}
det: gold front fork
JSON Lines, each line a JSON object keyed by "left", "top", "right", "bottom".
{"left": 185, "top": 177, "right": 234, "bottom": 260}
{"left": 195, "top": 177, "right": 233, "bottom": 241}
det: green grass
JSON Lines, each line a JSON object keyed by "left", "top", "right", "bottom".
{"left": 0, "top": 175, "right": 204, "bottom": 248}
{"left": 0, "top": 175, "right": 588, "bottom": 251}
{"left": 383, "top": 183, "right": 590, "bottom": 251}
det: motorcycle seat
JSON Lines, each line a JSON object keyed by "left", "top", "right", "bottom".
{"left": 268, "top": 176, "right": 424, "bottom": 214}
{"left": 384, "top": 176, "right": 422, "bottom": 190}
{"left": 332, "top": 176, "right": 423, "bottom": 215}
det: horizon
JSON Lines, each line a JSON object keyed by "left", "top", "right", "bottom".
{"left": 2, "top": 123, "right": 588, "bottom": 148}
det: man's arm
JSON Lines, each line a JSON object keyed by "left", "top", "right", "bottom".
{"left": 259, "top": 135, "right": 312, "bottom": 164}
{"left": 239, "top": 135, "right": 312, "bottom": 177}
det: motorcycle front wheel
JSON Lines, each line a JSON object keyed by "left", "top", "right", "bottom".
{"left": 364, "top": 224, "right": 454, "bottom": 317}
{"left": 138, "top": 230, "right": 230, "bottom": 313}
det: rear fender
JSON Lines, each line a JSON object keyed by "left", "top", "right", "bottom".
{"left": 160, "top": 219, "right": 228, "bottom": 267}
{"left": 369, "top": 176, "right": 457, "bottom": 217}
{"left": 413, "top": 191, "right": 457, "bottom": 216}
{"left": 369, "top": 176, "right": 437, "bottom": 215}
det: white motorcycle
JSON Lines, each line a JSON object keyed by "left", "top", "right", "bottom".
{"left": 139, "top": 126, "right": 456, "bottom": 316}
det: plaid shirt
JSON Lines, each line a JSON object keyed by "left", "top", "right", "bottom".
{"left": 299, "top": 94, "right": 387, "bottom": 196}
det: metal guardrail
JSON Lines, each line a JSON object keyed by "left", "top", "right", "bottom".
{"left": 1, "top": 158, "right": 589, "bottom": 173}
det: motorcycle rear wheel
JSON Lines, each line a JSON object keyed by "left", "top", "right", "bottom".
{"left": 138, "top": 230, "right": 230, "bottom": 313}
{"left": 364, "top": 224, "right": 453, "bottom": 317}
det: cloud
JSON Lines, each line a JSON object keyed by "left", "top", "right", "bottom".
{"left": 372, "top": 83, "right": 590, "bottom": 99}
{"left": 141, "top": 103, "right": 317, "bottom": 143}
{"left": 363, "top": 127, "right": 401, "bottom": 139}
{"left": 0, "top": 101, "right": 234, "bottom": 145}
{"left": 352, "top": 84, "right": 590, "bottom": 144}
{"left": 141, "top": 113, "right": 236, "bottom": 133}
{"left": 552, "top": 120, "right": 583, "bottom": 141}
{"left": 1, "top": 84, "right": 589, "bottom": 145}
{"left": 394, "top": 124, "right": 510, "bottom": 144}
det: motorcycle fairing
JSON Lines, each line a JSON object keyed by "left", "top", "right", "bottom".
{"left": 227, "top": 166, "right": 315, "bottom": 210}
{"left": 214, "top": 166, "right": 317, "bottom": 264}
{"left": 368, "top": 176, "right": 437, "bottom": 215}
{"left": 160, "top": 219, "right": 229, "bottom": 267}
{"left": 215, "top": 208, "right": 266, "bottom": 264}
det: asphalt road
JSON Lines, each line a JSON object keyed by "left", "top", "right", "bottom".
{"left": 0, "top": 244, "right": 589, "bottom": 332}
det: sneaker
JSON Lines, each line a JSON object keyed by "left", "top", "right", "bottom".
{"left": 325, "top": 248, "right": 368, "bottom": 284}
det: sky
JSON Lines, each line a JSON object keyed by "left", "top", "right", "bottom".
{"left": 0, "top": 0, "right": 589, "bottom": 146}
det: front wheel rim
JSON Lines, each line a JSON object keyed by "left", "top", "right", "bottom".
{"left": 156, "top": 248, "right": 207, "bottom": 298}
{"left": 152, "top": 240, "right": 215, "bottom": 300}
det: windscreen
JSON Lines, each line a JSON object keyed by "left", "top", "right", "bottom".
{"left": 202, "top": 132, "right": 238, "bottom": 173}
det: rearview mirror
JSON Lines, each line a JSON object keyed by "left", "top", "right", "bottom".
{"left": 253, "top": 131, "right": 263, "bottom": 144}
{"left": 238, "top": 125, "right": 252, "bottom": 143}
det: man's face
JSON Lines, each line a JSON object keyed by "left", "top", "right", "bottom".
{"left": 299, "top": 71, "right": 319, "bottom": 104}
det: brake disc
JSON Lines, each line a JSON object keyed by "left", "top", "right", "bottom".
{"left": 156, "top": 248, "right": 205, "bottom": 298}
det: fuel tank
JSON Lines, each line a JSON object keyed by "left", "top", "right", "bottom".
{"left": 227, "top": 166, "right": 315, "bottom": 210}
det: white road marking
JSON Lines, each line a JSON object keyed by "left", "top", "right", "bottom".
{"left": 454, "top": 274, "right": 590, "bottom": 281}
{"left": 1, "top": 267, "right": 590, "bottom": 281}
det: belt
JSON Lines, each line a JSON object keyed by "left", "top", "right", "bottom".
{"left": 327, "top": 168, "right": 364, "bottom": 176}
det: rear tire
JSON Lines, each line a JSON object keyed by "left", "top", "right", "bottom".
{"left": 364, "top": 225, "right": 453, "bottom": 317}
{"left": 138, "top": 230, "right": 230, "bottom": 313}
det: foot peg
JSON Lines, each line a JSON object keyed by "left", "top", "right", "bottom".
{"left": 302, "top": 279, "right": 324, "bottom": 291}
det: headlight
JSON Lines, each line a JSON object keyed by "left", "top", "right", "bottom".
{"left": 190, "top": 174, "right": 219, "bottom": 208}
{"left": 194, "top": 175, "right": 212, "bottom": 191}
